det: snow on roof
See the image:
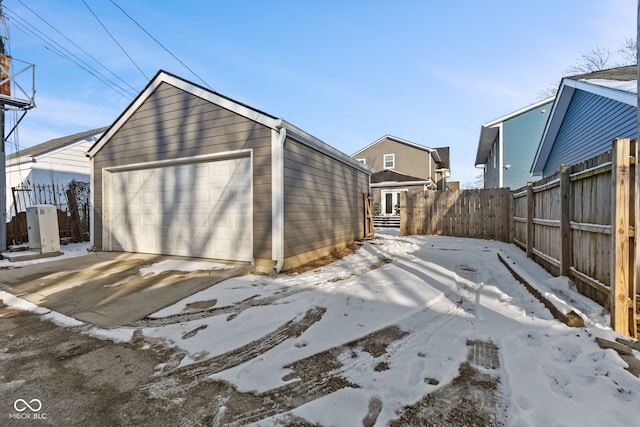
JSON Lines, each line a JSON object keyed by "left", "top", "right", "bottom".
{"left": 581, "top": 78, "right": 637, "bottom": 94}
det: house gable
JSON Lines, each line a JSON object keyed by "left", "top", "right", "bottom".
{"left": 352, "top": 135, "right": 439, "bottom": 180}
{"left": 531, "top": 77, "right": 637, "bottom": 176}
{"left": 475, "top": 97, "right": 553, "bottom": 189}
{"left": 90, "top": 80, "right": 275, "bottom": 259}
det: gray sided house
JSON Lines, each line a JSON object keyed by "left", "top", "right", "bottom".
{"left": 531, "top": 65, "right": 637, "bottom": 177}
{"left": 352, "top": 135, "right": 450, "bottom": 216}
{"left": 475, "top": 97, "right": 554, "bottom": 190}
{"left": 87, "top": 71, "right": 371, "bottom": 273}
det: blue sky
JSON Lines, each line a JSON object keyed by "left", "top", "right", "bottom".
{"left": 3, "top": 0, "right": 637, "bottom": 185}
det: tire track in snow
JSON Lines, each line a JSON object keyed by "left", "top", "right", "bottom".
{"left": 130, "top": 288, "right": 308, "bottom": 327}
{"left": 142, "top": 306, "right": 327, "bottom": 404}
{"left": 252, "top": 283, "right": 478, "bottom": 425}
{"left": 228, "top": 325, "right": 408, "bottom": 426}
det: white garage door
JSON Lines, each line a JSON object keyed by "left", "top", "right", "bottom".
{"left": 108, "top": 156, "right": 252, "bottom": 261}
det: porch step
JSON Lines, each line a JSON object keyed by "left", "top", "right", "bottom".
{"left": 373, "top": 216, "right": 400, "bottom": 228}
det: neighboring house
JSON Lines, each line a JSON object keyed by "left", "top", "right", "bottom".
{"left": 352, "top": 135, "right": 450, "bottom": 216}
{"left": 531, "top": 65, "right": 637, "bottom": 177}
{"left": 475, "top": 97, "right": 554, "bottom": 190}
{"left": 87, "top": 70, "right": 371, "bottom": 274}
{"left": 5, "top": 127, "right": 107, "bottom": 217}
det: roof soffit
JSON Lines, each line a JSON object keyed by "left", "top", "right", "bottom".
{"left": 475, "top": 125, "right": 499, "bottom": 166}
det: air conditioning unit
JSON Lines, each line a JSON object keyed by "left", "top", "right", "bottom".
{"left": 26, "top": 204, "right": 60, "bottom": 254}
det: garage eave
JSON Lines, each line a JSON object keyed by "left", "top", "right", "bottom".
{"left": 281, "top": 120, "right": 374, "bottom": 174}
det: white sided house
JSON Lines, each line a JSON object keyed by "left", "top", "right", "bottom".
{"left": 5, "top": 127, "right": 107, "bottom": 217}
{"left": 87, "top": 71, "right": 372, "bottom": 273}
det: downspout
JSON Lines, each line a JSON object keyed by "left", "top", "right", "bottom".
{"left": 272, "top": 123, "right": 286, "bottom": 273}
{"left": 89, "top": 155, "right": 95, "bottom": 248}
{"left": 498, "top": 123, "right": 504, "bottom": 187}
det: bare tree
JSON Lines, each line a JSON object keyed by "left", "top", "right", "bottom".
{"left": 536, "top": 82, "right": 561, "bottom": 100}
{"left": 564, "top": 46, "right": 612, "bottom": 75}
{"left": 618, "top": 36, "right": 637, "bottom": 64}
{"left": 536, "top": 37, "right": 637, "bottom": 100}
{"left": 462, "top": 173, "right": 484, "bottom": 189}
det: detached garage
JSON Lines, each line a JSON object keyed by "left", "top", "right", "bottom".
{"left": 87, "top": 70, "right": 371, "bottom": 273}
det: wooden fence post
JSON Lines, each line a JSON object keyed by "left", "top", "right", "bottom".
{"left": 419, "top": 192, "right": 427, "bottom": 235}
{"left": 526, "top": 183, "right": 534, "bottom": 258}
{"left": 426, "top": 191, "right": 434, "bottom": 235}
{"left": 611, "top": 138, "right": 631, "bottom": 335}
{"left": 500, "top": 188, "right": 512, "bottom": 243}
{"left": 632, "top": 139, "right": 639, "bottom": 338}
{"left": 560, "top": 165, "right": 572, "bottom": 277}
{"left": 400, "top": 191, "right": 409, "bottom": 237}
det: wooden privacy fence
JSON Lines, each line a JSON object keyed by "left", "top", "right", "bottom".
{"left": 400, "top": 188, "right": 513, "bottom": 242}
{"left": 400, "top": 138, "right": 637, "bottom": 338}
{"left": 513, "top": 138, "right": 637, "bottom": 338}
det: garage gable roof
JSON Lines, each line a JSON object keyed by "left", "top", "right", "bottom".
{"left": 87, "top": 70, "right": 370, "bottom": 174}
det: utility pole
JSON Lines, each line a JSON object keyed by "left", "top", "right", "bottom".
{"left": 0, "top": 0, "right": 35, "bottom": 252}
{"left": 0, "top": 0, "right": 7, "bottom": 252}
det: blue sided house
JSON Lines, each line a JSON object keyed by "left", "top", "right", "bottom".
{"left": 475, "top": 97, "right": 554, "bottom": 190}
{"left": 531, "top": 65, "right": 637, "bottom": 177}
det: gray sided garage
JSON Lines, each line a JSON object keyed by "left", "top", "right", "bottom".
{"left": 87, "top": 71, "right": 371, "bottom": 273}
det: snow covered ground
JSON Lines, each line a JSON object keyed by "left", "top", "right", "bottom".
{"left": 0, "top": 242, "right": 91, "bottom": 268}
{"left": 2, "top": 230, "right": 639, "bottom": 426}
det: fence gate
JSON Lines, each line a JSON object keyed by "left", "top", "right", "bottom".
{"left": 6, "top": 181, "right": 90, "bottom": 246}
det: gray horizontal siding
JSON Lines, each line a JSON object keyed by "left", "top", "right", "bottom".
{"left": 544, "top": 90, "right": 637, "bottom": 176}
{"left": 93, "top": 82, "right": 272, "bottom": 260}
{"left": 284, "top": 139, "right": 369, "bottom": 258}
{"left": 356, "top": 137, "right": 431, "bottom": 178}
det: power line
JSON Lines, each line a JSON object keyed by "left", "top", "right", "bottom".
{"left": 6, "top": 13, "right": 135, "bottom": 99}
{"left": 14, "top": 0, "right": 138, "bottom": 96}
{"left": 81, "top": 0, "right": 148, "bottom": 81}
{"left": 109, "top": 0, "right": 212, "bottom": 90}
{"left": 5, "top": 6, "right": 136, "bottom": 99}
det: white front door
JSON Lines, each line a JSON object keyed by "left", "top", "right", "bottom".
{"left": 381, "top": 190, "right": 405, "bottom": 216}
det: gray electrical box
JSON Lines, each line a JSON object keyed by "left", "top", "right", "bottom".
{"left": 26, "top": 204, "right": 60, "bottom": 254}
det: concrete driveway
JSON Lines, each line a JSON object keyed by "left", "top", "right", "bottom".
{"left": 0, "top": 252, "right": 250, "bottom": 328}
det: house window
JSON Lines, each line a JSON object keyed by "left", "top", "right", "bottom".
{"left": 383, "top": 154, "right": 395, "bottom": 169}
{"left": 356, "top": 158, "right": 366, "bottom": 165}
